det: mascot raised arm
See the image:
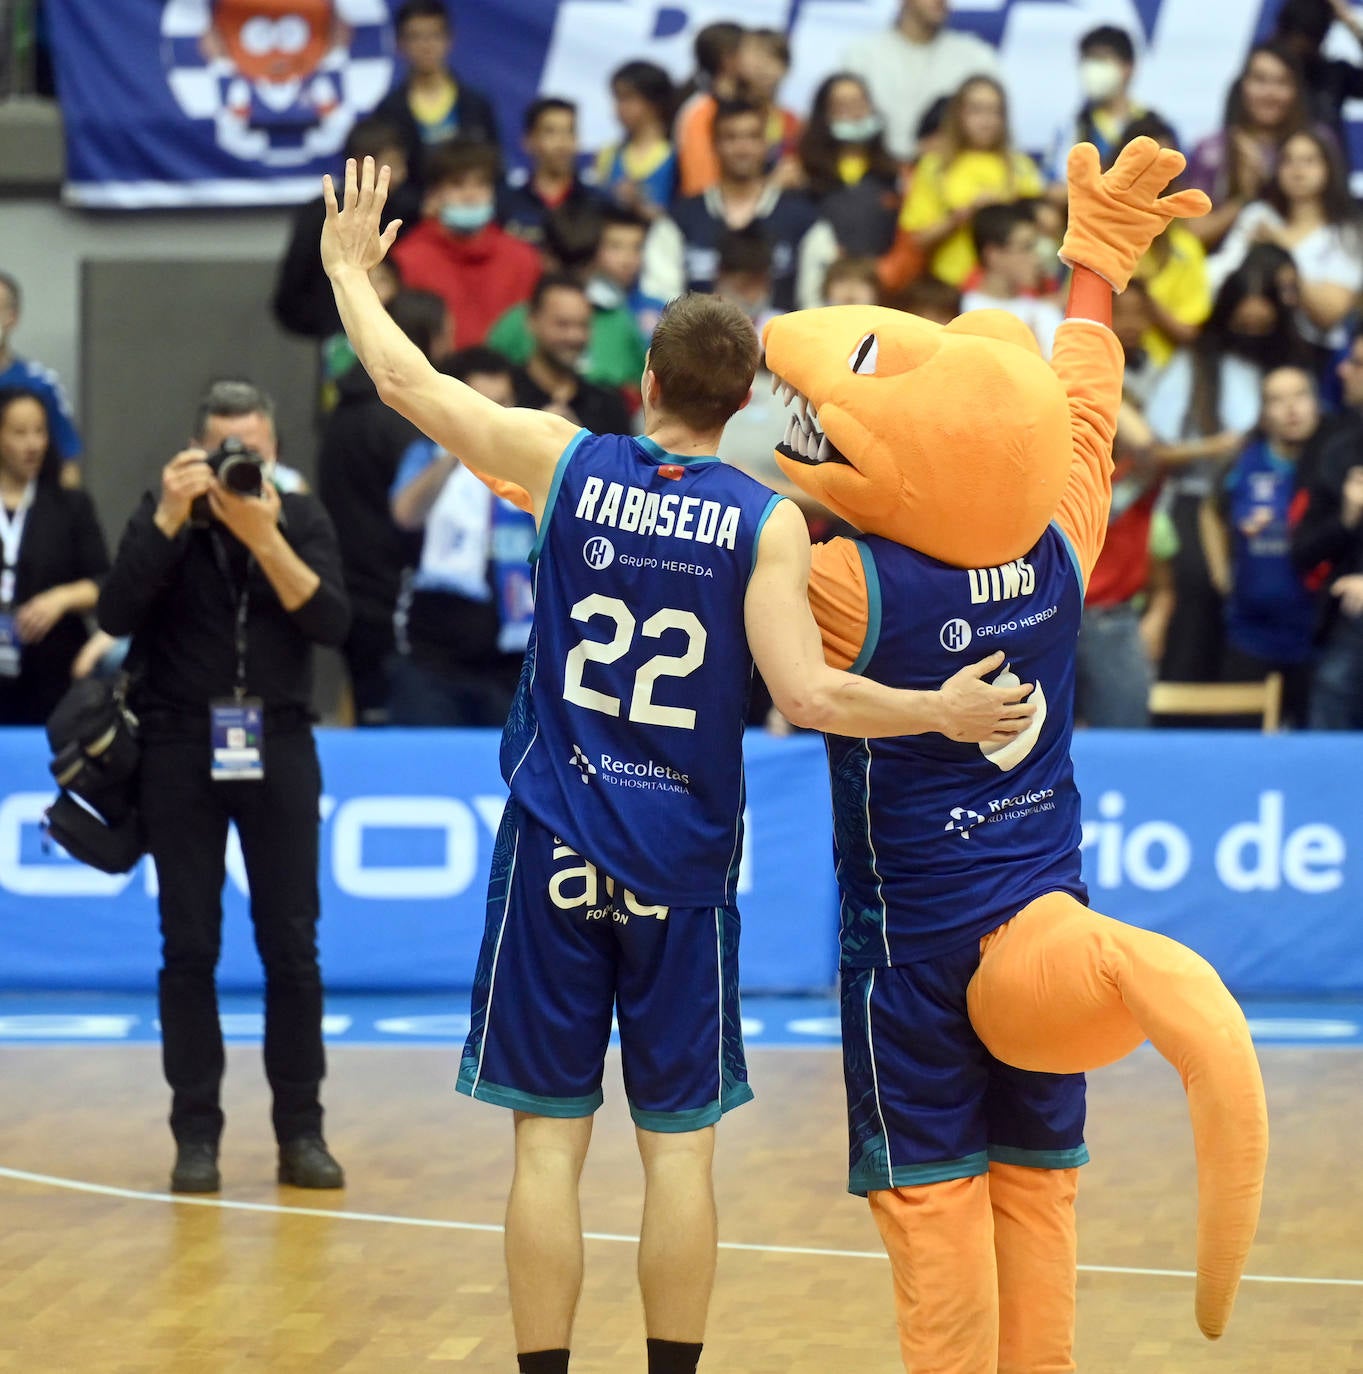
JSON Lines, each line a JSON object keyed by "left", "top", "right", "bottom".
{"left": 761, "top": 138, "right": 1269, "bottom": 1374}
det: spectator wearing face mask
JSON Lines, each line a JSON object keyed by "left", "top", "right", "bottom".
{"left": 1203, "top": 365, "right": 1321, "bottom": 724}
{"left": 391, "top": 140, "right": 541, "bottom": 348}
{"left": 797, "top": 73, "right": 903, "bottom": 263}
{"left": 841, "top": 0, "right": 1001, "bottom": 163}
{"left": 1045, "top": 26, "right": 1167, "bottom": 187}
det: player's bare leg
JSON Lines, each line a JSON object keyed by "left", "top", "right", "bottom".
{"left": 636, "top": 1125, "right": 717, "bottom": 1352}
{"left": 506, "top": 1112, "right": 595, "bottom": 1355}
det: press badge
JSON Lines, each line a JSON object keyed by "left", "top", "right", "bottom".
{"left": 210, "top": 697, "right": 265, "bottom": 781}
{"left": 0, "top": 612, "right": 19, "bottom": 679}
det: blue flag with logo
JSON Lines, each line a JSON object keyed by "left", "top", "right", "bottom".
{"left": 46, "top": 0, "right": 1315, "bottom": 210}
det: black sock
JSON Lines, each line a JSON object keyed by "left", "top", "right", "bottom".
{"left": 646, "top": 1338, "right": 703, "bottom": 1374}
{"left": 517, "top": 1351, "right": 569, "bottom": 1374}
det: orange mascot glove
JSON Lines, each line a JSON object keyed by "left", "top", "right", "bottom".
{"left": 1059, "top": 136, "right": 1212, "bottom": 291}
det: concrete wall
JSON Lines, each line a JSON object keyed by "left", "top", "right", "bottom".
{"left": 2, "top": 196, "right": 347, "bottom": 716}
{"left": 3, "top": 200, "right": 319, "bottom": 528}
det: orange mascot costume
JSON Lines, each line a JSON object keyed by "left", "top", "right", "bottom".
{"left": 760, "top": 139, "right": 1269, "bottom": 1373}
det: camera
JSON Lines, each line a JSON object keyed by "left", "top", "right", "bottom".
{"left": 190, "top": 437, "right": 268, "bottom": 527}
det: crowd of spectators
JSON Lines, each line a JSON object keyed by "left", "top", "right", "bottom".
{"left": 5, "top": 0, "right": 1363, "bottom": 732}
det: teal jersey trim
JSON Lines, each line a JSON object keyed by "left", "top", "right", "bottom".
{"left": 455, "top": 1072, "right": 603, "bottom": 1119}
{"left": 529, "top": 427, "right": 589, "bottom": 564}
{"left": 636, "top": 435, "right": 721, "bottom": 466}
{"left": 988, "top": 1143, "right": 1090, "bottom": 1170}
{"left": 848, "top": 541, "right": 883, "bottom": 677}
{"left": 749, "top": 492, "right": 785, "bottom": 583}
{"left": 1050, "top": 520, "right": 1085, "bottom": 594}
{"left": 849, "top": 1149, "right": 991, "bottom": 1196}
{"left": 629, "top": 1082, "right": 755, "bottom": 1134}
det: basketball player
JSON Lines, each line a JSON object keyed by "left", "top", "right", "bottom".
{"left": 322, "top": 156, "right": 1035, "bottom": 1374}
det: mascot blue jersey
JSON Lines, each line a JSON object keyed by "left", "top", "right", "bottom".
{"left": 830, "top": 525, "right": 1088, "bottom": 967}
{"left": 501, "top": 431, "right": 782, "bottom": 908}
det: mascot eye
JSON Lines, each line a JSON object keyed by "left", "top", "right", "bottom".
{"left": 239, "top": 17, "right": 277, "bottom": 55}
{"left": 275, "top": 16, "right": 311, "bottom": 55}
{"left": 848, "top": 333, "right": 879, "bottom": 376}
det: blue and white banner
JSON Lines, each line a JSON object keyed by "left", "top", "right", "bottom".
{"left": 49, "top": 0, "right": 1307, "bottom": 209}
{"left": 0, "top": 728, "right": 1360, "bottom": 994}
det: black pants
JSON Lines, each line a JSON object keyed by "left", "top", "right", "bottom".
{"left": 342, "top": 614, "right": 394, "bottom": 726}
{"left": 139, "top": 728, "right": 326, "bottom": 1146}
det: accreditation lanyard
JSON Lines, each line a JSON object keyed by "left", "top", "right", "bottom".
{"left": 208, "top": 532, "right": 265, "bottom": 781}
{"left": 209, "top": 531, "right": 253, "bottom": 701}
{"left": 0, "top": 481, "right": 36, "bottom": 609}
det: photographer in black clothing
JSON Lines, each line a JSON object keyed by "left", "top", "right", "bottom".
{"left": 98, "top": 381, "right": 350, "bottom": 1195}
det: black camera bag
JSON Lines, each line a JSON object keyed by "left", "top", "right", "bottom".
{"left": 43, "top": 676, "right": 146, "bottom": 874}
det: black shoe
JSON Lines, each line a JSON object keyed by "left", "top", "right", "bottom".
{"left": 277, "top": 1135, "right": 345, "bottom": 1189}
{"left": 170, "top": 1141, "right": 221, "bottom": 1194}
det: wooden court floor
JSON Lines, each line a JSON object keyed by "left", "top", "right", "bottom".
{"left": 1, "top": 1042, "right": 1360, "bottom": 1374}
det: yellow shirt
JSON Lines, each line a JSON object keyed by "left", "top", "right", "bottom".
{"left": 838, "top": 151, "right": 870, "bottom": 186}
{"left": 409, "top": 76, "right": 458, "bottom": 133}
{"left": 1135, "top": 225, "right": 1211, "bottom": 368}
{"left": 900, "top": 149, "right": 1043, "bottom": 285}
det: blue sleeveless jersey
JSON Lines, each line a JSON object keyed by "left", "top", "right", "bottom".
{"left": 502, "top": 431, "right": 782, "bottom": 908}
{"left": 830, "top": 526, "right": 1088, "bottom": 967}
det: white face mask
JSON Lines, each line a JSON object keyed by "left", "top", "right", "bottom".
{"left": 1079, "top": 57, "right": 1125, "bottom": 103}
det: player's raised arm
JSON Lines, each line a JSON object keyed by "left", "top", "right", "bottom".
{"left": 745, "top": 500, "right": 1035, "bottom": 742}
{"left": 322, "top": 156, "right": 575, "bottom": 516}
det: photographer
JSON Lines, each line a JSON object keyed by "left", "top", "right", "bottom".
{"left": 97, "top": 381, "right": 350, "bottom": 1196}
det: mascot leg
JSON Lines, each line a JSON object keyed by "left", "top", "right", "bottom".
{"left": 869, "top": 1177, "right": 997, "bottom": 1374}
{"left": 966, "top": 892, "right": 1268, "bottom": 1339}
{"left": 988, "top": 1162, "right": 1078, "bottom": 1374}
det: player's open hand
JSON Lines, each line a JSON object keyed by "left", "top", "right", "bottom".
{"left": 321, "top": 155, "right": 402, "bottom": 281}
{"left": 937, "top": 650, "right": 1037, "bottom": 744}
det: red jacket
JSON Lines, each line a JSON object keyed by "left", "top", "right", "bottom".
{"left": 391, "top": 221, "right": 541, "bottom": 348}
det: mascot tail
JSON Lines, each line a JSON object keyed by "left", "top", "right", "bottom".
{"left": 967, "top": 892, "right": 1268, "bottom": 1339}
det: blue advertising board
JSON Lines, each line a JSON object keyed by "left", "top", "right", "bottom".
{"left": 0, "top": 728, "right": 1359, "bottom": 994}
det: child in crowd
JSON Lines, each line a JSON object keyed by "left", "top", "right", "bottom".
{"left": 596, "top": 61, "right": 678, "bottom": 219}
{"left": 898, "top": 75, "right": 1045, "bottom": 287}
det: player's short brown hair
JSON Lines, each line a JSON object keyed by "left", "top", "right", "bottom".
{"left": 647, "top": 293, "right": 759, "bottom": 432}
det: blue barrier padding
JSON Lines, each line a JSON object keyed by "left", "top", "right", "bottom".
{"left": 0, "top": 729, "right": 1359, "bottom": 994}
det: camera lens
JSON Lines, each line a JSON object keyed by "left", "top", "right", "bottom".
{"left": 219, "top": 454, "right": 265, "bottom": 496}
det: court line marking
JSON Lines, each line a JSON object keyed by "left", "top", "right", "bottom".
{"left": 1, "top": 1164, "right": 1359, "bottom": 1288}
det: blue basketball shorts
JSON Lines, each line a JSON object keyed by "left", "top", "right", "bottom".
{"left": 841, "top": 942, "right": 1088, "bottom": 1195}
{"left": 457, "top": 799, "right": 753, "bottom": 1132}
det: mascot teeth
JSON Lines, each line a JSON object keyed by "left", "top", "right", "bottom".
{"left": 772, "top": 373, "right": 849, "bottom": 465}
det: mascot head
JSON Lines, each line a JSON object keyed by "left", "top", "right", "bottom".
{"left": 208, "top": 0, "right": 337, "bottom": 85}
{"left": 762, "top": 305, "right": 1074, "bottom": 569}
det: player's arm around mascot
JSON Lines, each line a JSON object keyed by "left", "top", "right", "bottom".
{"left": 762, "top": 139, "right": 1269, "bottom": 1374}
